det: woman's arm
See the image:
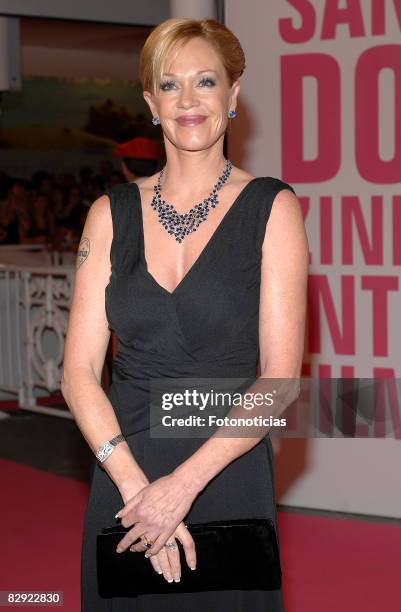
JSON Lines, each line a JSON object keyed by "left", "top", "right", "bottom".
{"left": 61, "top": 195, "right": 149, "bottom": 501}
{"left": 172, "top": 187, "right": 309, "bottom": 494}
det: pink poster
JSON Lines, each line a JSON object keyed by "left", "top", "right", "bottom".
{"left": 276, "top": 1, "right": 401, "bottom": 380}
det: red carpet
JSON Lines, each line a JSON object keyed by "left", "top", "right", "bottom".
{"left": 1, "top": 458, "right": 400, "bottom": 611}
{"left": 278, "top": 510, "right": 401, "bottom": 611}
{"left": 0, "top": 459, "right": 88, "bottom": 611}
{"left": 0, "top": 394, "right": 67, "bottom": 412}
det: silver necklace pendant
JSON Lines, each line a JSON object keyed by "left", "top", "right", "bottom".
{"left": 151, "top": 159, "right": 233, "bottom": 243}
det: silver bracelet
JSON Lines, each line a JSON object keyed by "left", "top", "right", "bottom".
{"left": 95, "top": 434, "right": 126, "bottom": 464}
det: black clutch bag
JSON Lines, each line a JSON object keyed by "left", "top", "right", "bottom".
{"left": 96, "top": 517, "right": 282, "bottom": 597}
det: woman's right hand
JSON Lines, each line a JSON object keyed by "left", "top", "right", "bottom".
{"left": 138, "top": 521, "right": 197, "bottom": 584}
{"left": 119, "top": 483, "right": 197, "bottom": 582}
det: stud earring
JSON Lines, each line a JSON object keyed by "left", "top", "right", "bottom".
{"left": 152, "top": 116, "right": 160, "bottom": 126}
{"left": 228, "top": 110, "right": 237, "bottom": 119}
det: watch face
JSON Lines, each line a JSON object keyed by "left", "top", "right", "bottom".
{"left": 97, "top": 442, "right": 113, "bottom": 462}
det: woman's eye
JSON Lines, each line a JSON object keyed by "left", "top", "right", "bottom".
{"left": 160, "top": 80, "right": 176, "bottom": 91}
{"left": 198, "top": 77, "right": 215, "bottom": 87}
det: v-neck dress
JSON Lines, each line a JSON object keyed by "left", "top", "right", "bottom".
{"left": 81, "top": 176, "right": 295, "bottom": 611}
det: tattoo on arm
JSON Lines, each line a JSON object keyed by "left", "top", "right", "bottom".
{"left": 76, "top": 237, "right": 90, "bottom": 269}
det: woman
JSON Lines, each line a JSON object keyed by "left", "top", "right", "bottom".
{"left": 61, "top": 17, "right": 309, "bottom": 611}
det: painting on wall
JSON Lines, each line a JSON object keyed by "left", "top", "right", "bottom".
{"left": 0, "top": 75, "right": 160, "bottom": 177}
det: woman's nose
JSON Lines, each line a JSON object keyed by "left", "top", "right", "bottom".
{"left": 177, "top": 84, "right": 199, "bottom": 108}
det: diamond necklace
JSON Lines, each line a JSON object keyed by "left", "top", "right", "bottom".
{"left": 151, "top": 159, "right": 233, "bottom": 243}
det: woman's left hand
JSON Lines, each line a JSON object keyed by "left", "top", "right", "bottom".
{"left": 115, "top": 472, "right": 198, "bottom": 556}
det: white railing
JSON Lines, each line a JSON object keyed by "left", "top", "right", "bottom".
{"left": 0, "top": 252, "right": 75, "bottom": 419}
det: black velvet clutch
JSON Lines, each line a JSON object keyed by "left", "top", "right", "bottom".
{"left": 96, "top": 517, "right": 282, "bottom": 597}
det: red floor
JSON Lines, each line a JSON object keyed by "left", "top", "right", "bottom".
{"left": 1, "top": 459, "right": 400, "bottom": 611}
{"left": 0, "top": 394, "right": 66, "bottom": 411}
{"left": 278, "top": 510, "right": 401, "bottom": 611}
{"left": 1, "top": 459, "right": 86, "bottom": 611}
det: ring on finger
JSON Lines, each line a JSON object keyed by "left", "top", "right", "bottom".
{"left": 164, "top": 540, "right": 177, "bottom": 551}
{"left": 141, "top": 535, "right": 154, "bottom": 549}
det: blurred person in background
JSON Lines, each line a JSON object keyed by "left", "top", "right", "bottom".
{"left": 52, "top": 186, "right": 66, "bottom": 221}
{"left": 56, "top": 185, "right": 81, "bottom": 225}
{"left": 109, "top": 170, "right": 125, "bottom": 186}
{"left": 80, "top": 166, "right": 94, "bottom": 184}
{"left": 31, "top": 170, "right": 54, "bottom": 199}
{"left": 86, "top": 177, "right": 105, "bottom": 204}
{"left": 79, "top": 166, "right": 95, "bottom": 205}
{"left": 96, "top": 160, "right": 114, "bottom": 190}
{"left": 25, "top": 192, "right": 55, "bottom": 244}
{"left": 56, "top": 185, "right": 88, "bottom": 237}
{"left": 113, "top": 136, "right": 164, "bottom": 183}
{"left": 0, "top": 171, "right": 9, "bottom": 199}
{"left": 0, "top": 179, "right": 31, "bottom": 244}
{"left": 55, "top": 171, "right": 76, "bottom": 193}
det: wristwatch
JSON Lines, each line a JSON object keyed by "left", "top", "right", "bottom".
{"left": 96, "top": 434, "right": 126, "bottom": 464}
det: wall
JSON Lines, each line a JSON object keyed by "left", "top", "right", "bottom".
{"left": 226, "top": 0, "right": 401, "bottom": 519}
{"left": 0, "top": 0, "right": 169, "bottom": 25}
{"left": 22, "top": 46, "right": 137, "bottom": 80}
{"left": 0, "top": 18, "right": 151, "bottom": 177}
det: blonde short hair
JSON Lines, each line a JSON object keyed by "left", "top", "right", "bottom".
{"left": 139, "top": 17, "right": 246, "bottom": 94}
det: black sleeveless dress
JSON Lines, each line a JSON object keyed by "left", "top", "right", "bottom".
{"left": 81, "top": 177, "right": 295, "bottom": 611}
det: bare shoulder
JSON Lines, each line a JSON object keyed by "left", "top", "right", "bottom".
{"left": 269, "top": 185, "right": 302, "bottom": 224}
{"left": 86, "top": 193, "right": 111, "bottom": 218}
{"left": 264, "top": 187, "right": 308, "bottom": 255}
{"left": 84, "top": 194, "right": 112, "bottom": 232}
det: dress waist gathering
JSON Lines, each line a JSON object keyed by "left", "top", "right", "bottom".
{"left": 108, "top": 344, "right": 259, "bottom": 438}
